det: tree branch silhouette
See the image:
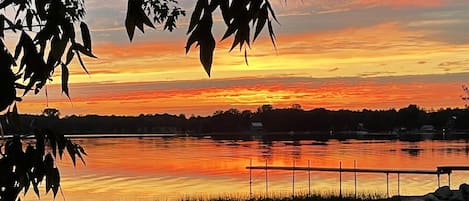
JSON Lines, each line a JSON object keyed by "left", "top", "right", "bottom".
{"left": 0, "top": 0, "right": 280, "bottom": 200}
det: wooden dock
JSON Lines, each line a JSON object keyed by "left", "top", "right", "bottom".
{"left": 246, "top": 160, "right": 469, "bottom": 198}
{"left": 247, "top": 166, "right": 440, "bottom": 174}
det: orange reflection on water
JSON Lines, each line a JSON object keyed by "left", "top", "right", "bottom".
{"left": 22, "top": 138, "right": 469, "bottom": 201}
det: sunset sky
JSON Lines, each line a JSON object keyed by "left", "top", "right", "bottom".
{"left": 17, "top": 0, "right": 469, "bottom": 115}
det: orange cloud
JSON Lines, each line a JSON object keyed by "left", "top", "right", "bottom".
{"left": 20, "top": 75, "right": 466, "bottom": 116}
{"left": 57, "top": 21, "right": 469, "bottom": 87}
{"left": 19, "top": 20, "right": 469, "bottom": 116}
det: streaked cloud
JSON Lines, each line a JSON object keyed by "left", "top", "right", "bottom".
{"left": 22, "top": 73, "right": 469, "bottom": 115}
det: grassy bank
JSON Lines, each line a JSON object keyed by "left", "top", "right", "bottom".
{"left": 180, "top": 192, "right": 399, "bottom": 201}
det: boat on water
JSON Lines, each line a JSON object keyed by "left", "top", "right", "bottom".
{"left": 356, "top": 131, "right": 398, "bottom": 140}
{"left": 398, "top": 125, "right": 437, "bottom": 141}
{"left": 333, "top": 130, "right": 398, "bottom": 140}
{"left": 333, "top": 123, "right": 399, "bottom": 139}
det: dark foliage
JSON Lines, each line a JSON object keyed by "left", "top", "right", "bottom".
{"left": 0, "top": 112, "right": 86, "bottom": 201}
{"left": 186, "top": 0, "right": 278, "bottom": 76}
{"left": 0, "top": 0, "right": 96, "bottom": 113}
{"left": 0, "top": 0, "right": 93, "bottom": 199}
{"left": 12, "top": 105, "right": 469, "bottom": 136}
{"left": 125, "top": 0, "right": 279, "bottom": 76}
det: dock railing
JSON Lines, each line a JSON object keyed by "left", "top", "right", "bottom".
{"left": 246, "top": 160, "right": 469, "bottom": 199}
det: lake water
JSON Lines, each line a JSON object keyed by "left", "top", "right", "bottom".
{"left": 21, "top": 136, "right": 469, "bottom": 201}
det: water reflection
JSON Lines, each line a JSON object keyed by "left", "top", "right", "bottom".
{"left": 20, "top": 137, "right": 469, "bottom": 201}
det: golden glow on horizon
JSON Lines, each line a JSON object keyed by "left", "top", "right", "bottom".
{"left": 21, "top": 79, "right": 464, "bottom": 115}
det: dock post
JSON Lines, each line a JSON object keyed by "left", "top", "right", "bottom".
{"left": 386, "top": 173, "right": 389, "bottom": 198}
{"left": 292, "top": 160, "right": 295, "bottom": 197}
{"left": 265, "top": 160, "right": 268, "bottom": 197}
{"left": 397, "top": 173, "right": 400, "bottom": 196}
{"left": 437, "top": 173, "right": 440, "bottom": 188}
{"left": 448, "top": 173, "right": 451, "bottom": 188}
{"left": 250, "top": 159, "right": 252, "bottom": 198}
{"left": 339, "top": 161, "right": 342, "bottom": 198}
{"left": 308, "top": 160, "right": 311, "bottom": 195}
{"left": 354, "top": 160, "right": 357, "bottom": 198}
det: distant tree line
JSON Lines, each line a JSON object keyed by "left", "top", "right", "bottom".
{"left": 3, "top": 104, "right": 469, "bottom": 135}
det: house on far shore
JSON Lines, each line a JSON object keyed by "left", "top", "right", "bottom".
{"left": 250, "top": 122, "right": 263, "bottom": 132}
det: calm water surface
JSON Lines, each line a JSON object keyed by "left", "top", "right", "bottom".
{"left": 22, "top": 136, "right": 469, "bottom": 201}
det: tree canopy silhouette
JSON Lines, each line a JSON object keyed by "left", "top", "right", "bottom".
{"left": 0, "top": 0, "right": 279, "bottom": 200}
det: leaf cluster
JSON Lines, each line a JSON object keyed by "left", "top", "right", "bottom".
{"left": 125, "top": 0, "right": 279, "bottom": 77}
{"left": 125, "top": 0, "right": 185, "bottom": 41}
{"left": 0, "top": 0, "right": 96, "bottom": 113}
{"left": 0, "top": 1, "right": 92, "bottom": 195}
{"left": 0, "top": 128, "right": 86, "bottom": 201}
{"left": 185, "top": 0, "right": 279, "bottom": 76}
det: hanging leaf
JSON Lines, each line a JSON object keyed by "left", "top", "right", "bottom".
{"left": 0, "top": 41, "right": 16, "bottom": 112}
{"left": 65, "top": 47, "right": 75, "bottom": 65}
{"left": 45, "top": 167, "right": 60, "bottom": 197}
{"left": 185, "top": 31, "right": 199, "bottom": 54}
{"left": 14, "top": 31, "right": 30, "bottom": 60}
{"left": 66, "top": 140, "right": 77, "bottom": 166}
{"left": 77, "top": 144, "right": 87, "bottom": 156}
{"left": 47, "top": 35, "right": 68, "bottom": 67}
{"left": 265, "top": 1, "right": 279, "bottom": 23}
{"left": 35, "top": 0, "right": 47, "bottom": 20}
{"left": 125, "top": 1, "right": 137, "bottom": 41}
{"left": 34, "top": 23, "right": 55, "bottom": 44}
{"left": 267, "top": 20, "right": 277, "bottom": 50}
{"left": 253, "top": 4, "right": 268, "bottom": 42}
{"left": 75, "top": 145, "right": 86, "bottom": 165}
{"left": 63, "top": 21, "right": 76, "bottom": 42}
{"left": 200, "top": 32, "right": 215, "bottom": 77}
{"left": 244, "top": 48, "right": 248, "bottom": 66}
{"left": 75, "top": 51, "right": 90, "bottom": 75}
{"left": 125, "top": 0, "right": 155, "bottom": 41}
{"left": 80, "top": 22, "right": 92, "bottom": 51}
{"left": 61, "top": 64, "right": 70, "bottom": 99}
{"left": 73, "top": 43, "right": 97, "bottom": 58}
{"left": 199, "top": 17, "right": 215, "bottom": 77}
{"left": 26, "top": 10, "right": 33, "bottom": 31}
{"left": 218, "top": 0, "right": 231, "bottom": 26}
{"left": 187, "top": 0, "right": 206, "bottom": 34}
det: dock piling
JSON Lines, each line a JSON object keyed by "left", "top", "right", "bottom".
{"left": 292, "top": 160, "right": 295, "bottom": 197}
{"left": 448, "top": 173, "right": 451, "bottom": 188}
{"left": 308, "top": 160, "right": 311, "bottom": 195}
{"left": 354, "top": 160, "right": 357, "bottom": 198}
{"left": 339, "top": 161, "right": 342, "bottom": 198}
{"left": 265, "top": 160, "right": 268, "bottom": 197}
{"left": 250, "top": 159, "right": 252, "bottom": 198}
{"left": 386, "top": 173, "right": 389, "bottom": 198}
{"left": 397, "top": 173, "right": 400, "bottom": 196}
